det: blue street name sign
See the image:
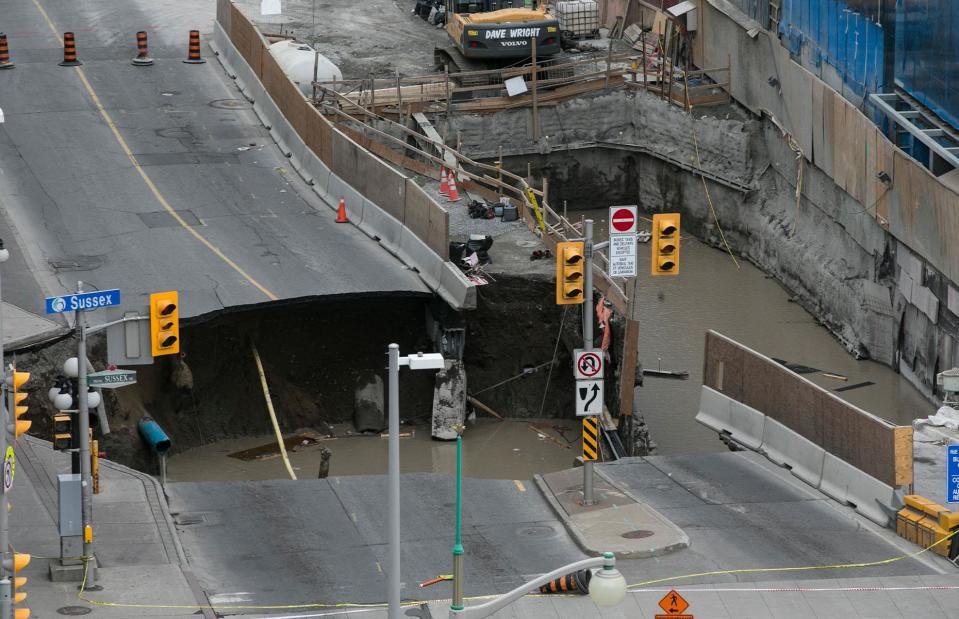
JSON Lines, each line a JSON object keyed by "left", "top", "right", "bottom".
{"left": 45, "top": 289, "right": 121, "bottom": 315}
{"left": 949, "top": 445, "right": 959, "bottom": 504}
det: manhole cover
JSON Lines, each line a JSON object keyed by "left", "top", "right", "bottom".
{"left": 57, "top": 606, "right": 92, "bottom": 616}
{"left": 622, "top": 529, "right": 654, "bottom": 539}
{"left": 210, "top": 98, "right": 252, "bottom": 110}
{"left": 517, "top": 525, "right": 555, "bottom": 537}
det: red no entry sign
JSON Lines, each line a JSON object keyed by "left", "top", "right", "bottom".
{"left": 610, "top": 206, "right": 637, "bottom": 234}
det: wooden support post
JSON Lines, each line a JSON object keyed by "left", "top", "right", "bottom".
{"left": 605, "top": 39, "right": 613, "bottom": 89}
{"left": 642, "top": 38, "right": 648, "bottom": 90}
{"left": 727, "top": 53, "right": 732, "bottom": 103}
{"left": 369, "top": 73, "right": 376, "bottom": 111}
{"left": 531, "top": 37, "right": 540, "bottom": 141}
{"left": 396, "top": 69, "right": 404, "bottom": 125}
{"left": 497, "top": 145, "right": 504, "bottom": 197}
{"left": 445, "top": 66, "right": 452, "bottom": 135}
{"left": 542, "top": 176, "right": 549, "bottom": 206}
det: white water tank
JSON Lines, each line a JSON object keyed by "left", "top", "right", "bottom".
{"left": 269, "top": 39, "right": 342, "bottom": 96}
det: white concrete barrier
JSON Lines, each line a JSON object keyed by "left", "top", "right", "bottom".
{"left": 819, "top": 452, "right": 896, "bottom": 527}
{"left": 695, "top": 386, "right": 765, "bottom": 451}
{"left": 760, "top": 418, "right": 825, "bottom": 487}
{"left": 210, "top": 22, "right": 475, "bottom": 310}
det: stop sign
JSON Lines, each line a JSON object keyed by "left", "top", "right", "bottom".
{"left": 609, "top": 206, "right": 637, "bottom": 234}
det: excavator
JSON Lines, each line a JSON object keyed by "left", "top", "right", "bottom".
{"left": 435, "top": 1, "right": 563, "bottom": 83}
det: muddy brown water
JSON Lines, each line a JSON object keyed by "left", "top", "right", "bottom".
{"left": 580, "top": 207, "right": 933, "bottom": 455}
{"left": 166, "top": 419, "right": 581, "bottom": 482}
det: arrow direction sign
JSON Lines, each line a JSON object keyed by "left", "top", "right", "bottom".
{"left": 87, "top": 369, "right": 137, "bottom": 389}
{"left": 575, "top": 379, "right": 603, "bottom": 416}
{"left": 654, "top": 589, "right": 693, "bottom": 619}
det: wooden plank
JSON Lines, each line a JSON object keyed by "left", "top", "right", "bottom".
{"left": 411, "top": 112, "right": 456, "bottom": 168}
{"left": 831, "top": 91, "right": 847, "bottom": 191}
{"left": 619, "top": 318, "right": 639, "bottom": 418}
{"left": 844, "top": 103, "right": 865, "bottom": 202}
{"left": 893, "top": 426, "right": 914, "bottom": 486}
{"left": 864, "top": 126, "right": 878, "bottom": 217}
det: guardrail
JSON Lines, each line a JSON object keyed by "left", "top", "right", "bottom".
{"left": 213, "top": 0, "right": 475, "bottom": 310}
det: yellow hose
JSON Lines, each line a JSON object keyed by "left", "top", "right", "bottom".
{"left": 251, "top": 342, "right": 297, "bottom": 480}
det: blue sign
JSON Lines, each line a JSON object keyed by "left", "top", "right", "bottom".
{"left": 949, "top": 446, "right": 959, "bottom": 504}
{"left": 45, "top": 289, "right": 121, "bottom": 314}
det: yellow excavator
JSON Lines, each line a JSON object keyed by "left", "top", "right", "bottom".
{"left": 435, "top": 2, "right": 562, "bottom": 79}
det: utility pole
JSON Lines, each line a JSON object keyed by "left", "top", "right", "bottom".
{"left": 0, "top": 240, "right": 10, "bottom": 619}
{"left": 387, "top": 344, "right": 401, "bottom": 619}
{"left": 75, "top": 282, "right": 94, "bottom": 578}
{"left": 582, "top": 220, "right": 595, "bottom": 505}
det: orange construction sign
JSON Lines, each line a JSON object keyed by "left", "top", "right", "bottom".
{"left": 654, "top": 590, "right": 693, "bottom": 619}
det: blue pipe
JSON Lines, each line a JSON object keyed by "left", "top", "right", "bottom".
{"left": 138, "top": 417, "right": 171, "bottom": 455}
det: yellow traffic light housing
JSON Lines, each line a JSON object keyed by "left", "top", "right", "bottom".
{"left": 150, "top": 291, "right": 180, "bottom": 356}
{"left": 555, "top": 241, "right": 586, "bottom": 305}
{"left": 7, "top": 369, "right": 30, "bottom": 438}
{"left": 53, "top": 414, "right": 72, "bottom": 451}
{"left": 651, "top": 213, "right": 681, "bottom": 276}
{"left": 5, "top": 552, "right": 29, "bottom": 619}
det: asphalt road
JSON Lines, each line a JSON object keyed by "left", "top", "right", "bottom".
{"left": 167, "top": 474, "right": 584, "bottom": 612}
{"left": 0, "top": 0, "right": 429, "bottom": 323}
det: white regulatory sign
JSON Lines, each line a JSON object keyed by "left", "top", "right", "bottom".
{"left": 608, "top": 233, "right": 637, "bottom": 278}
{"left": 573, "top": 348, "right": 604, "bottom": 380}
{"left": 575, "top": 379, "right": 604, "bottom": 416}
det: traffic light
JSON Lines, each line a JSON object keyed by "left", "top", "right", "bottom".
{"left": 53, "top": 414, "right": 72, "bottom": 451}
{"left": 6, "top": 368, "right": 30, "bottom": 438}
{"left": 150, "top": 291, "right": 180, "bottom": 356}
{"left": 555, "top": 241, "right": 586, "bottom": 305}
{"left": 4, "top": 550, "right": 29, "bottom": 619}
{"left": 651, "top": 213, "right": 681, "bottom": 276}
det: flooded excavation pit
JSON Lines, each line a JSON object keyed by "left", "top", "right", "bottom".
{"left": 167, "top": 419, "right": 582, "bottom": 481}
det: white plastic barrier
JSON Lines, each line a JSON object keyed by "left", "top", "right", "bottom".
{"left": 760, "top": 418, "right": 825, "bottom": 487}
{"left": 819, "top": 452, "right": 896, "bottom": 527}
{"left": 695, "top": 386, "right": 765, "bottom": 451}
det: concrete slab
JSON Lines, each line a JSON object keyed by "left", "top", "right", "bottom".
{"left": 1, "top": 302, "right": 68, "bottom": 350}
{"left": 535, "top": 466, "right": 688, "bottom": 558}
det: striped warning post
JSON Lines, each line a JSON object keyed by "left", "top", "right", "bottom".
{"left": 582, "top": 417, "right": 598, "bottom": 461}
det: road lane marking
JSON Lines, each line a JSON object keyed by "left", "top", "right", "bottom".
{"left": 513, "top": 480, "right": 526, "bottom": 492}
{"left": 28, "top": 0, "right": 279, "bottom": 301}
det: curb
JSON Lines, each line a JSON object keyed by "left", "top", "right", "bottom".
{"left": 533, "top": 465, "right": 690, "bottom": 560}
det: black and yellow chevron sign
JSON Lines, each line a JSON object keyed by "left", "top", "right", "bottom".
{"left": 582, "top": 417, "right": 599, "bottom": 461}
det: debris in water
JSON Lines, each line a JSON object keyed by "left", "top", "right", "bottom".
{"left": 228, "top": 434, "right": 320, "bottom": 461}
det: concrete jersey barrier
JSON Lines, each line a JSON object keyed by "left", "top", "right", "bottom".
{"left": 211, "top": 4, "right": 475, "bottom": 310}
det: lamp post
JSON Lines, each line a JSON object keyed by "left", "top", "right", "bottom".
{"left": 0, "top": 239, "right": 11, "bottom": 619}
{"left": 451, "top": 430, "right": 464, "bottom": 611}
{"left": 386, "top": 344, "right": 444, "bottom": 619}
{"left": 448, "top": 552, "right": 626, "bottom": 618}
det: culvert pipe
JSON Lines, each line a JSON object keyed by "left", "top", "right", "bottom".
{"left": 138, "top": 417, "right": 171, "bottom": 455}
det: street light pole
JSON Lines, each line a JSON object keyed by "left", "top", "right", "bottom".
{"left": 583, "top": 219, "right": 595, "bottom": 506}
{"left": 451, "top": 432, "right": 464, "bottom": 611}
{"left": 75, "top": 282, "right": 94, "bottom": 577}
{"left": 387, "top": 343, "right": 401, "bottom": 619}
{"left": 0, "top": 240, "right": 11, "bottom": 619}
{"left": 386, "top": 344, "right": 445, "bottom": 619}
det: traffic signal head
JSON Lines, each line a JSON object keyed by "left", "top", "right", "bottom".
{"left": 651, "top": 213, "right": 681, "bottom": 276}
{"left": 6, "top": 552, "right": 29, "bottom": 619}
{"left": 150, "top": 291, "right": 180, "bottom": 356}
{"left": 555, "top": 241, "right": 586, "bottom": 305}
{"left": 7, "top": 369, "right": 30, "bottom": 438}
{"left": 53, "top": 414, "right": 72, "bottom": 451}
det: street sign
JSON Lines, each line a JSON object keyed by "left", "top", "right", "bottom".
{"left": 609, "top": 205, "right": 638, "bottom": 234}
{"left": 45, "top": 289, "right": 121, "bottom": 314}
{"left": 573, "top": 349, "right": 603, "bottom": 380}
{"left": 949, "top": 445, "right": 959, "bottom": 504}
{"left": 655, "top": 589, "right": 693, "bottom": 619}
{"left": 582, "top": 417, "right": 598, "bottom": 461}
{"left": 3, "top": 447, "right": 15, "bottom": 493}
{"left": 575, "top": 379, "right": 603, "bottom": 416}
{"left": 87, "top": 369, "right": 137, "bottom": 388}
{"left": 608, "top": 233, "right": 637, "bottom": 278}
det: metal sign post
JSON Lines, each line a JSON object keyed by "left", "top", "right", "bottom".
{"left": 582, "top": 219, "right": 596, "bottom": 505}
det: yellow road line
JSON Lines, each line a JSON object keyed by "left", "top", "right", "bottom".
{"left": 28, "top": 0, "right": 278, "bottom": 301}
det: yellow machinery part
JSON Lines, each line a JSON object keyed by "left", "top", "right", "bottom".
{"left": 462, "top": 7, "right": 551, "bottom": 24}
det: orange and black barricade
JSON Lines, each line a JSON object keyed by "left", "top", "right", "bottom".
{"left": 58, "top": 32, "right": 82, "bottom": 66}
{"left": 183, "top": 30, "right": 205, "bottom": 64}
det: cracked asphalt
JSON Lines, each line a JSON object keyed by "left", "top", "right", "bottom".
{"left": 0, "top": 0, "right": 429, "bottom": 323}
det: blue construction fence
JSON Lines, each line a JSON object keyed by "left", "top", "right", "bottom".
{"left": 895, "top": 0, "right": 959, "bottom": 131}
{"left": 778, "top": 0, "right": 886, "bottom": 98}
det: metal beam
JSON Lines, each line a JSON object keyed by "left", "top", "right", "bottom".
{"left": 870, "top": 93, "right": 959, "bottom": 171}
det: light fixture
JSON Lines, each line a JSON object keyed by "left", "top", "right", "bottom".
{"left": 63, "top": 357, "right": 80, "bottom": 379}
{"left": 588, "top": 552, "right": 627, "bottom": 608}
{"left": 406, "top": 352, "right": 445, "bottom": 370}
{"left": 0, "top": 239, "right": 8, "bottom": 264}
{"left": 87, "top": 389, "right": 101, "bottom": 409}
{"left": 53, "top": 392, "right": 73, "bottom": 411}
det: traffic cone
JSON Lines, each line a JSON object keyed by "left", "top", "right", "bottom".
{"left": 183, "top": 30, "right": 206, "bottom": 64}
{"left": 439, "top": 166, "right": 449, "bottom": 196}
{"left": 538, "top": 569, "right": 591, "bottom": 595}
{"left": 336, "top": 197, "right": 349, "bottom": 223}
{"left": 447, "top": 171, "right": 460, "bottom": 202}
{"left": 132, "top": 31, "right": 154, "bottom": 66}
{"left": 58, "top": 32, "right": 82, "bottom": 66}
{"left": 0, "top": 34, "right": 15, "bottom": 70}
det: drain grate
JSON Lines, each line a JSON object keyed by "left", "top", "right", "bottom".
{"left": 173, "top": 512, "right": 207, "bottom": 526}
{"left": 57, "top": 606, "right": 92, "bottom": 616}
{"left": 622, "top": 529, "right": 654, "bottom": 539}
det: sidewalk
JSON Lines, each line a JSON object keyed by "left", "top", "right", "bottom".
{"left": 12, "top": 436, "right": 208, "bottom": 618}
